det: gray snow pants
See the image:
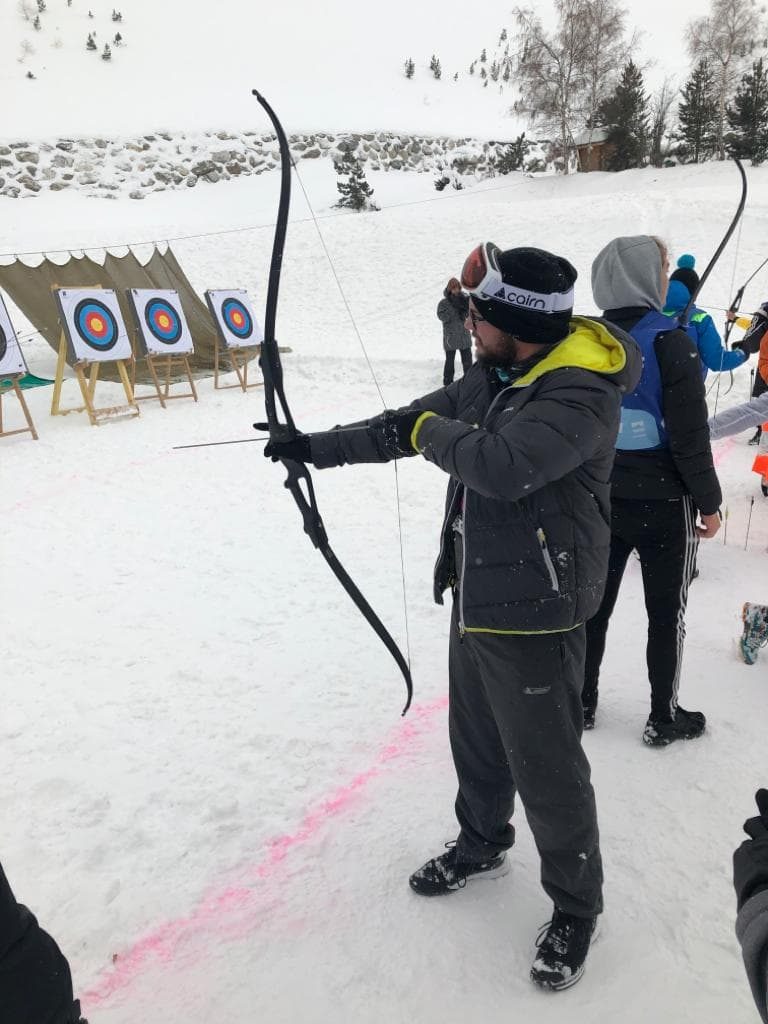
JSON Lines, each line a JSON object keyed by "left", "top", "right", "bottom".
{"left": 449, "top": 601, "right": 604, "bottom": 917}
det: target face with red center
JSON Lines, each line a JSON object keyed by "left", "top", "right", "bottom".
{"left": 129, "top": 290, "right": 193, "bottom": 356}
{"left": 75, "top": 299, "right": 119, "bottom": 351}
{"left": 0, "top": 294, "right": 28, "bottom": 376}
{"left": 56, "top": 289, "right": 132, "bottom": 363}
{"left": 205, "top": 289, "right": 263, "bottom": 350}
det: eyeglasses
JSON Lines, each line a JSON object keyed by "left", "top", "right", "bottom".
{"left": 467, "top": 309, "right": 485, "bottom": 329}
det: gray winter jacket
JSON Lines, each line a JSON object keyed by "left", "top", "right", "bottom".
{"left": 437, "top": 291, "right": 471, "bottom": 351}
{"left": 311, "top": 316, "right": 641, "bottom": 634}
{"left": 709, "top": 392, "right": 768, "bottom": 441}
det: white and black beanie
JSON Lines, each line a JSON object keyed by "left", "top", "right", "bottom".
{"left": 472, "top": 246, "right": 577, "bottom": 345}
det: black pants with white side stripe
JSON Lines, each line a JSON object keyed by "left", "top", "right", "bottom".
{"left": 583, "top": 496, "right": 699, "bottom": 721}
{"left": 449, "top": 603, "right": 603, "bottom": 918}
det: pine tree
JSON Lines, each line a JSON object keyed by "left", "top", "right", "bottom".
{"left": 497, "top": 133, "right": 531, "bottom": 173}
{"left": 499, "top": 28, "right": 508, "bottom": 43}
{"left": 480, "top": 66, "right": 487, "bottom": 80}
{"left": 453, "top": 71, "right": 458, "bottom": 81}
{"left": 101, "top": 42, "right": 111, "bottom": 60}
{"left": 480, "top": 47, "right": 487, "bottom": 63}
{"left": 490, "top": 60, "right": 499, "bottom": 82}
{"left": 114, "top": 31, "right": 122, "bottom": 44}
{"left": 469, "top": 61, "right": 475, "bottom": 75}
{"left": 36, "top": 0, "right": 45, "bottom": 10}
{"left": 678, "top": 60, "right": 718, "bottom": 162}
{"left": 333, "top": 153, "right": 378, "bottom": 211}
{"left": 86, "top": 32, "right": 96, "bottom": 50}
{"left": 404, "top": 57, "right": 414, "bottom": 78}
{"left": 727, "top": 57, "right": 768, "bottom": 164}
{"left": 26, "top": 69, "right": 35, "bottom": 78}
{"left": 33, "top": 14, "right": 40, "bottom": 28}
{"left": 430, "top": 54, "right": 441, "bottom": 80}
{"left": 599, "top": 60, "right": 649, "bottom": 170}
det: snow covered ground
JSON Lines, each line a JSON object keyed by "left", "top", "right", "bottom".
{"left": 2, "top": 159, "right": 768, "bottom": 1023}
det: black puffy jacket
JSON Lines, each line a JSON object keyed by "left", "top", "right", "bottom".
{"left": 311, "top": 316, "right": 641, "bottom": 634}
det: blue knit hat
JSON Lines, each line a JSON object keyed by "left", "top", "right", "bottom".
{"left": 677, "top": 254, "right": 696, "bottom": 270}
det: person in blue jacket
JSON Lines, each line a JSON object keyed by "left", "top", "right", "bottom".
{"left": 663, "top": 254, "right": 748, "bottom": 376}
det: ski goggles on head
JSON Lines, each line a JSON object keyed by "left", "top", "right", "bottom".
{"left": 460, "top": 241, "right": 575, "bottom": 314}
{"left": 461, "top": 242, "right": 504, "bottom": 297}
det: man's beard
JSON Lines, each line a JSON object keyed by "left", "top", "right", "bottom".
{"left": 475, "top": 334, "right": 520, "bottom": 366}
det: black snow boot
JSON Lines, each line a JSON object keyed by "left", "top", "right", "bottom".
{"left": 409, "top": 842, "right": 508, "bottom": 896}
{"left": 530, "top": 907, "right": 598, "bottom": 990}
{"left": 642, "top": 706, "right": 705, "bottom": 747}
{"left": 748, "top": 427, "right": 762, "bottom": 446}
{"left": 582, "top": 700, "right": 597, "bottom": 730}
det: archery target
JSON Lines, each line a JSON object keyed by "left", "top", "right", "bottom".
{"left": 205, "top": 289, "right": 263, "bottom": 350}
{"left": 56, "top": 289, "right": 132, "bottom": 363}
{"left": 128, "top": 289, "right": 193, "bottom": 356}
{"left": 0, "top": 293, "right": 28, "bottom": 377}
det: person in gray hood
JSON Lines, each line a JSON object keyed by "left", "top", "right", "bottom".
{"left": 583, "top": 236, "right": 722, "bottom": 743}
{"left": 265, "top": 242, "right": 642, "bottom": 991}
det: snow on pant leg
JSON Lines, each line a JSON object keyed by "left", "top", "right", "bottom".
{"left": 0, "top": 862, "right": 77, "bottom": 1024}
{"left": 443, "top": 350, "right": 456, "bottom": 386}
{"left": 583, "top": 523, "right": 634, "bottom": 707}
{"left": 459, "top": 348, "right": 472, "bottom": 374}
{"left": 449, "top": 601, "right": 517, "bottom": 863}
{"left": 457, "top": 620, "right": 603, "bottom": 917}
{"left": 635, "top": 496, "right": 699, "bottom": 719}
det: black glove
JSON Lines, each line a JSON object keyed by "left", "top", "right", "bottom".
{"left": 263, "top": 432, "right": 312, "bottom": 464}
{"left": 734, "top": 789, "right": 768, "bottom": 910}
{"left": 731, "top": 340, "right": 750, "bottom": 357}
{"left": 382, "top": 408, "right": 424, "bottom": 457}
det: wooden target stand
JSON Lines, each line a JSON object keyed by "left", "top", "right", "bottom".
{"left": 213, "top": 337, "right": 262, "bottom": 392}
{"left": 130, "top": 351, "right": 198, "bottom": 408}
{"left": 0, "top": 375, "right": 38, "bottom": 441}
{"left": 50, "top": 286, "right": 139, "bottom": 426}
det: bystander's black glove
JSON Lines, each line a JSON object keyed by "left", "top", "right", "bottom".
{"left": 382, "top": 408, "right": 425, "bottom": 457}
{"left": 731, "top": 340, "right": 750, "bottom": 357}
{"left": 734, "top": 789, "right": 768, "bottom": 911}
{"left": 263, "top": 432, "right": 312, "bottom": 464}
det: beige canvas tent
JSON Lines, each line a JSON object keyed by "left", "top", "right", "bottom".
{"left": 0, "top": 246, "right": 241, "bottom": 384}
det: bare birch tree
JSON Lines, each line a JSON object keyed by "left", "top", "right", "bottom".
{"left": 648, "top": 76, "right": 678, "bottom": 166}
{"left": 580, "top": 0, "right": 637, "bottom": 130}
{"left": 687, "top": 0, "right": 764, "bottom": 158}
{"left": 513, "top": 0, "right": 592, "bottom": 173}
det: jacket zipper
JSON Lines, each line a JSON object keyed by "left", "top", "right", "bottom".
{"left": 536, "top": 528, "right": 560, "bottom": 593}
{"left": 457, "top": 512, "right": 468, "bottom": 636}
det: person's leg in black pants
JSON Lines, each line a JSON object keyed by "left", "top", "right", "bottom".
{"left": 634, "top": 496, "right": 699, "bottom": 721}
{"left": 583, "top": 525, "right": 635, "bottom": 725}
{"left": 459, "top": 347, "right": 472, "bottom": 375}
{"left": 443, "top": 350, "right": 456, "bottom": 386}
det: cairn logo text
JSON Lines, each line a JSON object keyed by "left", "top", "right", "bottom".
{"left": 487, "top": 286, "right": 546, "bottom": 310}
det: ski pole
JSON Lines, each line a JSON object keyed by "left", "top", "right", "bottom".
{"left": 745, "top": 496, "right": 755, "bottom": 550}
{"left": 723, "top": 504, "right": 729, "bottom": 545}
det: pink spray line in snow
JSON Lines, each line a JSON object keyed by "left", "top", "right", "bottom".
{"left": 82, "top": 694, "right": 448, "bottom": 1008}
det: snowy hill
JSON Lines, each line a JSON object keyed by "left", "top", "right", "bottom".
{"left": 2, "top": 0, "right": 695, "bottom": 142}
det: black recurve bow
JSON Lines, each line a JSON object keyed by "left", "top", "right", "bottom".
{"left": 252, "top": 90, "right": 413, "bottom": 715}
{"left": 680, "top": 157, "right": 748, "bottom": 332}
